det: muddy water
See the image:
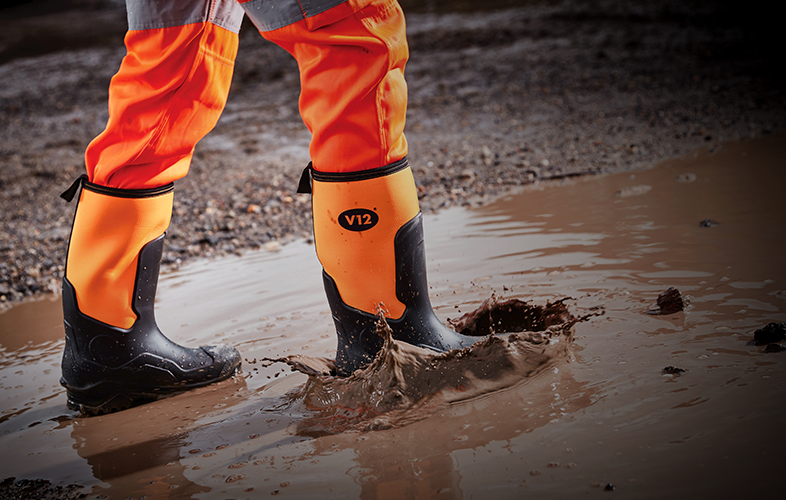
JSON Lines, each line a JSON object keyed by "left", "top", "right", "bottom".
{"left": 1, "top": 136, "right": 785, "bottom": 498}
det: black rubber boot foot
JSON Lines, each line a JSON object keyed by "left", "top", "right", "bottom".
{"left": 60, "top": 341, "right": 242, "bottom": 416}
{"left": 60, "top": 235, "right": 242, "bottom": 416}
{"left": 325, "top": 213, "right": 488, "bottom": 377}
{"left": 61, "top": 346, "right": 240, "bottom": 416}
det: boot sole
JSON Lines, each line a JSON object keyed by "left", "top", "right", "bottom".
{"left": 61, "top": 365, "right": 240, "bottom": 416}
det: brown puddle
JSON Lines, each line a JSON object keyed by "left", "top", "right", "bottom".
{"left": 1, "top": 135, "right": 785, "bottom": 498}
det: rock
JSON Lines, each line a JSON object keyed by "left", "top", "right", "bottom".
{"left": 662, "top": 366, "right": 686, "bottom": 375}
{"left": 199, "top": 235, "right": 220, "bottom": 247}
{"left": 700, "top": 219, "right": 719, "bottom": 227}
{"left": 646, "top": 287, "right": 684, "bottom": 315}
{"left": 763, "top": 343, "right": 785, "bottom": 353}
{"left": 459, "top": 169, "right": 476, "bottom": 181}
{"left": 657, "top": 287, "right": 684, "bottom": 314}
{"left": 753, "top": 322, "right": 786, "bottom": 344}
{"left": 263, "top": 241, "right": 281, "bottom": 252}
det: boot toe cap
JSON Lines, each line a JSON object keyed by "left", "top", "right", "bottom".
{"left": 201, "top": 344, "right": 242, "bottom": 377}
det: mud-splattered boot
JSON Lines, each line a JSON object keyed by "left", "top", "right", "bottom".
{"left": 59, "top": 176, "right": 241, "bottom": 415}
{"left": 298, "top": 159, "right": 485, "bottom": 376}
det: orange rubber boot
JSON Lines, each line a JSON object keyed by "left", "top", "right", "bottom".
{"left": 59, "top": 177, "right": 241, "bottom": 415}
{"left": 299, "top": 160, "right": 485, "bottom": 376}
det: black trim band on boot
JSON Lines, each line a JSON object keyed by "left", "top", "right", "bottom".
{"left": 60, "top": 175, "right": 174, "bottom": 202}
{"left": 296, "top": 157, "right": 410, "bottom": 194}
{"left": 60, "top": 234, "right": 241, "bottom": 415}
{"left": 325, "top": 212, "right": 486, "bottom": 376}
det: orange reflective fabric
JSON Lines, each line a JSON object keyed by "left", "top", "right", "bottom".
{"left": 66, "top": 189, "right": 173, "bottom": 328}
{"left": 312, "top": 166, "right": 420, "bottom": 318}
{"left": 260, "top": 0, "right": 408, "bottom": 173}
{"left": 86, "top": 22, "right": 239, "bottom": 189}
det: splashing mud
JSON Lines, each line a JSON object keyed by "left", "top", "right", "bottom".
{"left": 448, "top": 295, "right": 575, "bottom": 335}
{"left": 262, "top": 297, "right": 579, "bottom": 436}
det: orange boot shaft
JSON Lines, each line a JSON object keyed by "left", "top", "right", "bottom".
{"left": 312, "top": 160, "right": 420, "bottom": 319}
{"left": 306, "top": 159, "right": 488, "bottom": 376}
{"left": 65, "top": 183, "right": 174, "bottom": 329}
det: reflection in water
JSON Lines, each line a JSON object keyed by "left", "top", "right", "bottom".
{"left": 300, "top": 366, "right": 596, "bottom": 499}
{"left": 67, "top": 377, "right": 251, "bottom": 498}
{"left": 73, "top": 425, "right": 202, "bottom": 497}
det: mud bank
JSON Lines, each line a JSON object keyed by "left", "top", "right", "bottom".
{"left": 1, "top": 134, "right": 784, "bottom": 498}
{"left": 1, "top": 0, "right": 785, "bottom": 306}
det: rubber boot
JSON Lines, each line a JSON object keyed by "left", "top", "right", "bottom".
{"left": 298, "top": 159, "right": 485, "bottom": 376}
{"left": 59, "top": 176, "right": 241, "bottom": 415}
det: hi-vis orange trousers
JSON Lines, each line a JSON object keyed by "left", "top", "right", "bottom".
{"left": 86, "top": 0, "right": 408, "bottom": 189}
{"left": 68, "top": 0, "right": 415, "bottom": 328}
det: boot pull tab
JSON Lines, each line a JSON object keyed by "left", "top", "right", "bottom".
{"left": 60, "top": 174, "right": 89, "bottom": 202}
{"left": 297, "top": 162, "right": 313, "bottom": 194}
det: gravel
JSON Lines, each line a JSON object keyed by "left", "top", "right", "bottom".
{"left": 1, "top": 0, "right": 783, "bottom": 308}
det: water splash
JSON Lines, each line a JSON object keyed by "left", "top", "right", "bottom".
{"left": 263, "top": 297, "right": 580, "bottom": 435}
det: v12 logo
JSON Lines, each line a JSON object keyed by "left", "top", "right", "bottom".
{"left": 339, "top": 208, "right": 379, "bottom": 231}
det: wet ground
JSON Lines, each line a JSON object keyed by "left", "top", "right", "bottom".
{"left": 1, "top": 135, "right": 784, "bottom": 498}
{"left": 2, "top": 0, "right": 784, "bottom": 306}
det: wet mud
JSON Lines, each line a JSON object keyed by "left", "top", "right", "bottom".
{"left": 1, "top": 135, "right": 785, "bottom": 498}
{"left": 448, "top": 296, "right": 573, "bottom": 336}
{"left": 0, "top": 478, "right": 84, "bottom": 500}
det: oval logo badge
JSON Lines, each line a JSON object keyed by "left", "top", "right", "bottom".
{"left": 339, "top": 208, "right": 379, "bottom": 232}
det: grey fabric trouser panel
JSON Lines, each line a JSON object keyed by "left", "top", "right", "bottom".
{"left": 125, "top": 0, "right": 245, "bottom": 33}
{"left": 126, "top": 0, "right": 351, "bottom": 33}
{"left": 241, "top": 0, "right": 349, "bottom": 32}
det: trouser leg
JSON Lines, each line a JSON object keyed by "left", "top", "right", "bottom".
{"left": 87, "top": 0, "right": 243, "bottom": 188}
{"left": 60, "top": 0, "right": 244, "bottom": 414}
{"left": 244, "top": 0, "right": 408, "bottom": 173}
{"left": 242, "top": 0, "right": 485, "bottom": 375}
